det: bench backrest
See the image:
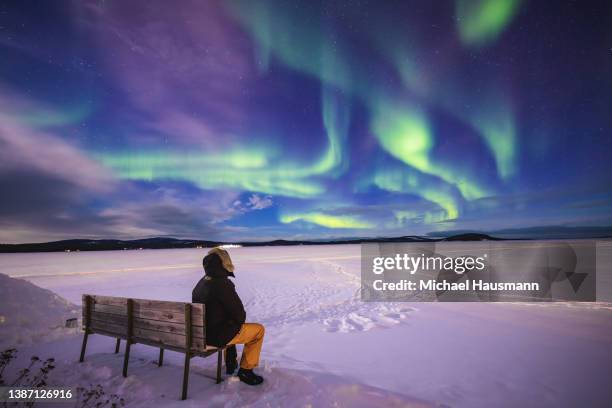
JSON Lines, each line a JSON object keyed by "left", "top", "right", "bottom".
{"left": 82, "top": 294, "right": 207, "bottom": 353}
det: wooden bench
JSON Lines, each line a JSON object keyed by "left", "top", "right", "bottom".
{"left": 79, "top": 294, "right": 223, "bottom": 400}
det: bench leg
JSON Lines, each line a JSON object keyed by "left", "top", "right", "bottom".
{"left": 181, "top": 353, "right": 191, "bottom": 400}
{"left": 216, "top": 349, "right": 223, "bottom": 384}
{"left": 115, "top": 338, "right": 121, "bottom": 354}
{"left": 158, "top": 348, "right": 164, "bottom": 367}
{"left": 122, "top": 341, "right": 131, "bottom": 377}
{"left": 79, "top": 331, "right": 89, "bottom": 362}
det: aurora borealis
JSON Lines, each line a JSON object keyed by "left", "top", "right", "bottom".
{"left": 0, "top": 0, "right": 610, "bottom": 243}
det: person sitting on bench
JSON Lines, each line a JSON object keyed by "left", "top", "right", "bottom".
{"left": 192, "top": 247, "right": 265, "bottom": 386}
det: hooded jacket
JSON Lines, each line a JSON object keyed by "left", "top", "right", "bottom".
{"left": 192, "top": 252, "right": 246, "bottom": 347}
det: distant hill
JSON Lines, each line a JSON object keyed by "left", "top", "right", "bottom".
{"left": 1, "top": 235, "right": 440, "bottom": 253}
{"left": 0, "top": 238, "right": 222, "bottom": 253}
{"left": 3, "top": 225, "right": 610, "bottom": 253}
{"left": 430, "top": 226, "right": 612, "bottom": 240}
{"left": 441, "top": 233, "right": 501, "bottom": 241}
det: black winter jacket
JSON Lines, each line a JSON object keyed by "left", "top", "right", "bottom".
{"left": 192, "top": 253, "right": 246, "bottom": 347}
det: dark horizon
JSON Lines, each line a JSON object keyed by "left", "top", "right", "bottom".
{"left": 2, "top": 225, "right": 611, "bottom": 252}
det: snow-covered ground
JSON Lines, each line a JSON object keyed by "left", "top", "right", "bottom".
{"left": 1, "top": 244, "right": 612, "bottom": 407}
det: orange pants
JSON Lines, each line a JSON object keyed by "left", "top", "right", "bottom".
{"left": 227, "top": 323, "right": 265, "bottom": 369}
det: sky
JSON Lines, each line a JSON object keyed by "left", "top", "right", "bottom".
{"left": 0, "top": 0, "right": 611, "bottom": 243}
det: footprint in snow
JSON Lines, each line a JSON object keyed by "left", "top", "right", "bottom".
{"left": 322, "top": 305, "right": 416, "bottom": 333}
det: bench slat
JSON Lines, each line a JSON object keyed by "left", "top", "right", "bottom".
{"left": 133, "top": 298, "right": 199, "bottom": 314}
{"left": 131, "top": 338, "right": 219, "bottom": 355}
{"left": 88, "top": 327, "right": 127, "bottom": 340}
{"left": 90, "top": 304, "right": 125, "bottom": 316}
{"left": 89, "top": 294, "right": 127, "bottom": 307}
{"left": 90, "top": 311, "right": 126, "bottom": 326}
{"left": 134, "top": 317, "right": 204, "bottom": 340}
{"left": 90, "top": 319, "right": 125, "bottom": 337}
{"left": 133, "top": 327, "right": 205, "bottom": 352}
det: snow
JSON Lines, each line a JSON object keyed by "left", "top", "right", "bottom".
{"left": 1, "top": 244, "right": 611, "bottom": 407}
{"left": 0, "top": 273, "right": 80, "bottom": 348}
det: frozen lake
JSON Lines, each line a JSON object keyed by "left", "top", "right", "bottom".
{"left": 1, "top": 244, "right": 612, "bottom": 407}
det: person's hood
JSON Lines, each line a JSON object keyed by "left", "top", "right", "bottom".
{"left": 203, "top": 247, "right": 235, "bottom": 278}
{"left": 207, "top": 247, "right": 235, "bottom": 273}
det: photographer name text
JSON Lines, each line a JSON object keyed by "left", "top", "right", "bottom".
{"left": 372, "top": 279, "right": 540, "bottom": 291}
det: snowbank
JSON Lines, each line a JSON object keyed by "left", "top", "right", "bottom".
{"left": 0, "top": 273, "right": 79, "bottom": 348}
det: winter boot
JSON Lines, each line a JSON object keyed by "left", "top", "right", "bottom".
{"left": 237, "top": 368, "right": 264, "bottom": 385}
